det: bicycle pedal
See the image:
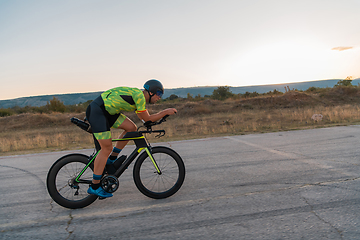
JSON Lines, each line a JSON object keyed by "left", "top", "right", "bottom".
{"left": 98, "top": 197, "right": 106, "bottom": 200}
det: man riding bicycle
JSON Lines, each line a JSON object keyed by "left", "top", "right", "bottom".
{"left": 85, "top": 79, "right": 177, "bottom": 198}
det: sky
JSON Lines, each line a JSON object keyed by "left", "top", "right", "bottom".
{"left": 1, "top": 0, "right": 359, "bottom": 100}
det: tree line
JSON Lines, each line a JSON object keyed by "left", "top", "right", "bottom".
{"left": 0, "top": 78, "right": 356, "bottom": 117}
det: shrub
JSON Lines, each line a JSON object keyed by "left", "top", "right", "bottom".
{"left": 0, "top": 108, "right": 14, "bottom": 117}
{"left": 335, "top": 76, "right": 353, "bottom": 87}
{"left": 242, "top": 91, "right": 260, "bottom": 98}
{"left": 46, "top": 97, "right": 66, "bottom": 113}
{"left": 168, "top": 94, "right": 179, "bottom": 100}
{"left": 306, "top": 86, "right": 318, "bottom": 92}
{"left": 212, "top": 86, "right": 234, "bottom": 100}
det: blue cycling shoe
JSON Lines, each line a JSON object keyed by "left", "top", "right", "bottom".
{"left": 87, "top": 186, "right": 113, "bottom": 198}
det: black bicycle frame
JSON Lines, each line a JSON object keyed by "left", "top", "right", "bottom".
{"left": 74, "top": 130, "right": 164, "bottom": 184}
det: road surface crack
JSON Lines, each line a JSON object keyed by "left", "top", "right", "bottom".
{"left": 49, "top": 199, "right": 55, "bottom": 212}
{"left": 301, "top": 197, "right": 343, "bottom": 239}
{"left": 65, "top": 211, "right": 75, "bottom": 240}
{"left": 299, "top": 177, "right": 360, "bottom": 189}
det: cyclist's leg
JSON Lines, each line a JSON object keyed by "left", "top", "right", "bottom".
{"left": 93, "top": 138, "right": 113, "bottom": 178}
{"left": 86, "top": 101, "right": 113, "bottom": 179}
{"left": 87, "top": 135, "right": 114, "bottom": 197}
{"left": 85, "top": 100, "right": 115, "bottom": 197}
{"left": 110, "top": 114, "right": 137, "bottom": 154}
{"left": 88, "top": 136, "right": 113, "bottom": 197}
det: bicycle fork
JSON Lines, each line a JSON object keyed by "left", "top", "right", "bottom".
{"left": 142, "top": 147, "right": 162, "bottom": 175}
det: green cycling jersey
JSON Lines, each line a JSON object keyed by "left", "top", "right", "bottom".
{"left": 100, "top": 87, "right": 147, "bottom": 115}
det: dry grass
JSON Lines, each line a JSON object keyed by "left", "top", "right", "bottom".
{"left": 159, "top": 104, "right": 360, "bottom": 139}
{"left": 2, "top": 91, "right": 360, "bottom": 155}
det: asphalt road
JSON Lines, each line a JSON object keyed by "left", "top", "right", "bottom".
{"left": 1, "top": 125, "right": 360, "bottom": 240}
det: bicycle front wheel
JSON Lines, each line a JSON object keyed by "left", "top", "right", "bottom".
{"left": 133, "top": 146, "right": 185, "bottom": 199}
{"left": 46, "top": 154, "right": 97, "bottom": 209}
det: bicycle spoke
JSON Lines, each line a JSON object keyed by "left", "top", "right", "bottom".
{"left": 138, "top": 151, "right": 181, "bottom": 193}
{"left": 55, "top": 162, "right": 92, "bottom": 200}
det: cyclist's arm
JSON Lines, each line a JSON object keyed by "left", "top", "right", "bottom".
{"left": 137, "top": 108, "right": 177, "bottom": 122}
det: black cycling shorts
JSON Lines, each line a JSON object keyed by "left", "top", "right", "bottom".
{"left": 85, "top": 96, "right": 126, "bottom": 139}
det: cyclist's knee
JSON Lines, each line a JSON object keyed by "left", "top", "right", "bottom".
{"left": 98, "top": 139, "right": 113, "bottom": 154}
{"left": 127, "top": 123, "right": 137, "bottom": 132}
{"left": 121, "top": 118, "right": 137, "bottom": 132}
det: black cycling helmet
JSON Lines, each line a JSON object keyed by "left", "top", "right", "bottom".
{"left": 144, "top": 79, "right": 164, "bottom": 100}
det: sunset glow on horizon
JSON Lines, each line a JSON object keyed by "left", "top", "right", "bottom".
{"left": 1, "top": 0, "right": 359, "bottom": 100}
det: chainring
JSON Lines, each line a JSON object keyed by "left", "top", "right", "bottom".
{"left": 101, "top": 175, "right": 119, "bottom": 193}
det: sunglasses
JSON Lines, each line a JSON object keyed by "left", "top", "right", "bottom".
{"left": 156, "top": 90, "right": 163, "bottom": 98}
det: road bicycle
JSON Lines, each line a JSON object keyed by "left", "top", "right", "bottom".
{"left": 46, "top": 115, "right": 185, "bottom": 209}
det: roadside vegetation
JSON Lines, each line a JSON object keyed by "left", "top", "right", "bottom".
{"left": 1, "top": 77, "right": 360, "bottom": 155}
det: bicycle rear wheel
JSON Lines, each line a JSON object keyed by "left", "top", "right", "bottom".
{"left": 46, "top": 154, "right": 97, "bottom": 209}
{"left": 133, "top": 146, "right": 185, "bottom": 199}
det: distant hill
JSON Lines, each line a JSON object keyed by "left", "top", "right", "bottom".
{"left": 1, "top": 79, "right": 359, "bottom": 108}
{"left": 0, "top": 92, "right": 103, "bottom": 109}
{"left": 167, "top": 79, "right": 360, "bottom": 98}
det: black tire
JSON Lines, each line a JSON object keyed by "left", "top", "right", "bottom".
{"left": 133, "top": 147, "right": 185, "bottom": 199}
{"left": 46, "top": 154, "right": 97, "bottom": 209}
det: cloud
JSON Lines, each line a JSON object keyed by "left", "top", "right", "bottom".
{"left": 331, "top": 46, "right": 353, "bottom": 51}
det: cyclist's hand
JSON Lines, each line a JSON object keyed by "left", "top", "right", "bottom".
{"left": 165, "top": 108, "right": 177, "bottom": 115}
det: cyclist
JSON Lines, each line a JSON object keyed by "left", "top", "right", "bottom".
{"left": 86, "top": 79, "right": 177, "bottom": 198}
